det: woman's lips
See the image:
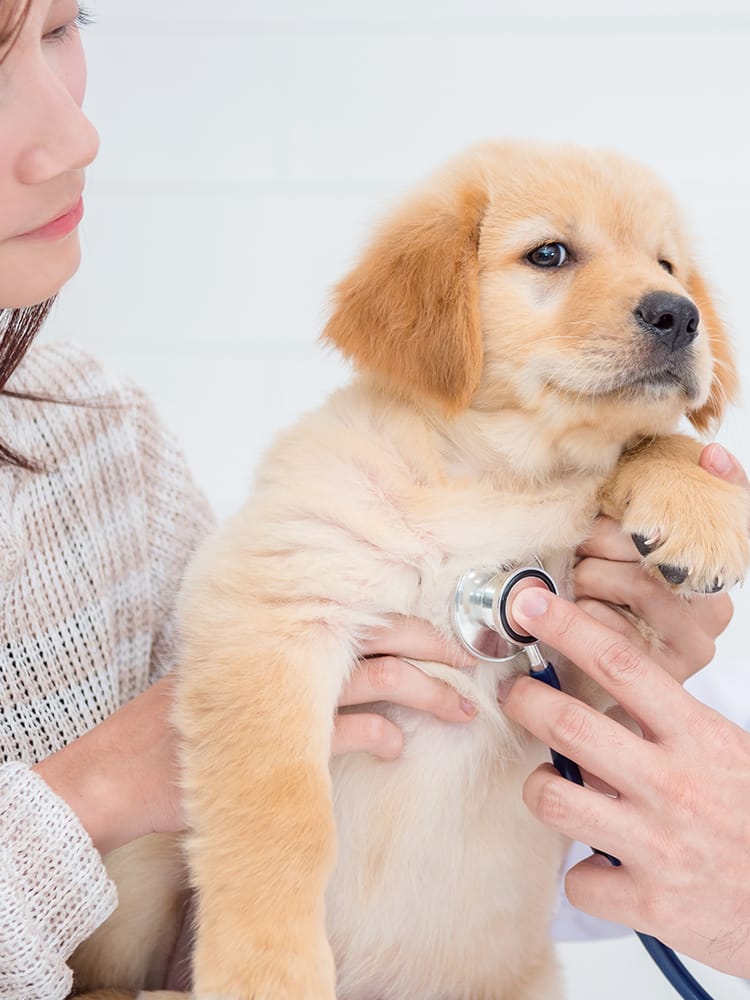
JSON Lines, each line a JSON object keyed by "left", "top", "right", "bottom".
{"left": 16, "top": 197, "right": 84, "bottom": 241}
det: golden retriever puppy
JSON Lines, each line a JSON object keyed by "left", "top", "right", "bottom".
{"left": 72, "top": 141, "right": 749, "bottom": 1000}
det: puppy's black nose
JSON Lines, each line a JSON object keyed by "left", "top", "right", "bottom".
{"left": 634, "top": 292, "right": 700, "bottom": 352}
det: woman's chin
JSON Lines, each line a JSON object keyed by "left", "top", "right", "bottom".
{"left": 0, "top": 235, "right": 81, "bottom": 310}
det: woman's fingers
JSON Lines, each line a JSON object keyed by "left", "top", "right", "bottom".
{"left": 336, "top": 620, "right": 478, "bottom": 759}
{"left": 335, "top": 654, "right": 477, "bottom": 758}
{"left": 339, "top": 655, "right": 476, "bottom": 722}
{"left": 701, "top": 443, "right": 750, "bottom": 490}
{"left": 573, "top": 559, "right": 731, "bottom": 680}
{"left": 576, "top": 515, "right": 641, "bottom": 562}
{"left": 575, "top": 557, "right": 732, "bottom": 641}
{"left": 504, "top": 590, "right": 686, "bottom": 741}
{"left": 359, "top": 617, "right": 475, "bottom": 669}
{"left": 331, "top": 712, "right": 404, "bottom": 760}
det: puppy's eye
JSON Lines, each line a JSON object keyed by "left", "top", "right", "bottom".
{"left": 659, "top": 259, "right": 674, "bottom": 274}
{"left": 527, "top": 243, "right": 569, "bottom": 268}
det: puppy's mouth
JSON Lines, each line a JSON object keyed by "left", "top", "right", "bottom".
{"left": 547, "top": 357, "right": 701, "bottom": 403}
{"left": 605, "top": 364, "right": 700, "bottom": 399}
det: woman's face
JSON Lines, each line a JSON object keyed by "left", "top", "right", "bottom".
{"left": 0, "top": 0, "right": 99, "bottom": 309}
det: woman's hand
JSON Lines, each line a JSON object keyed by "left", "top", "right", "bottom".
{"left": 572, "top": 444, "right": 748, "bottom": 683}
{"left": 33, "top": 673, "right": 183, "bottom": 855}
{"left": 333, "top": 617, "right": 476, "bottom": 759}
{"left": 34, "top": 620, "right": 476, "bottom": 854}
{"left": 499, "top": 585, "right": 750, "bottom": 977}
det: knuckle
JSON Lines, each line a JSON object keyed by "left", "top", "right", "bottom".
{"left": 592, "top": 636, "right": 647, "bottom": 688}
{"left": 526, "top": 773, "right": 569, "bottom": 826}
{"left": 550, "top": 702, "right": 597, "bottom": 754}
{"left": 355, "top": 713, "right": 390, "bottom": 748}
{"left": 684, "top": 704, "right": 734, "bottom": 754}
{"left": 365, "top": 656, "right": 403, "bottom": 694}
{"left": 423, "top": 682, "right": 451, "bottom": 716}
{"left": 712, "top": 592, "right": 734, "bottom": 636}
{"left": 638, "top": 572, "right": 670, "bottom": 609}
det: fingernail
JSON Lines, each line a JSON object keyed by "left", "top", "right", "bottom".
{"left": 460, "top": 697, "right": 477, "bottom": 718}
{"left": 705, "top": 443, "right": 732, "bottom": 476}
{"left": 512, "top": 588, "right": 552, "bottom": 620}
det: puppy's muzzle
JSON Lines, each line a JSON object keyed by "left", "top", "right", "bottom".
{"left": 634, "top": 291, "right": 700, "bottom": 353}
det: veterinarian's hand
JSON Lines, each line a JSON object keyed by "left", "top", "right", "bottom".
{"left": 34, "top": 674, "right": 182, "bottom": 855}
{"left": 573, "top": 444, "right": 748, "bottom": 683}
{"left": 499, "top": 587, "right": 750, "bottom": 977}
{"left": 333, "top": 618, "right": 477, "bottom": 759}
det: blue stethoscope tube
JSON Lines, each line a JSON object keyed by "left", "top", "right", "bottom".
{"left": 452, "top": 564, "right": 715, "bottom": 1000}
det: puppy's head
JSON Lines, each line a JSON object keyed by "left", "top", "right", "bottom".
{"left": 322, "top": 142, "right": 736, "bottom": 441}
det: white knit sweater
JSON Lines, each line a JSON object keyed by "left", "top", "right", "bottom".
{"left": 0, "top": 342, "right": 213, "bottom": 999}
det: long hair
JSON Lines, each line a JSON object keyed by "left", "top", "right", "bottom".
{"left": 0, "top": 0, "right": 59, "bottom": 471}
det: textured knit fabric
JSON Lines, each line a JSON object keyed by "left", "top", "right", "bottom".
{"left": 0, "top": 342, "right": 214, "bottom": 1000}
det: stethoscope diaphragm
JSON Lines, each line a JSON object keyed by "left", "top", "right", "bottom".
{"left": 451, "top": 560, "right": 558, "bottom": 663}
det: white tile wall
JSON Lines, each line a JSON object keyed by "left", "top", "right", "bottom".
{"left": 43, "top": 4, "right": 750, "bottom": 995}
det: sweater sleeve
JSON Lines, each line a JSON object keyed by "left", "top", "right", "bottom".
{"left": 125, "top": 384, "right": 216, "bottom": 683}
{"left": 0, "top": 763, "right": 118, "bottom": 1000}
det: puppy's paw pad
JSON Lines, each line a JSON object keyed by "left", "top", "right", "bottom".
{"left": 623, "top": 478, "right": 749, "bottom": 596}
{"left": 631, "top": 532, "right": 661, "bottom": 556}
{"left": 657, "top": 562, "right": 689, "bottom": 586}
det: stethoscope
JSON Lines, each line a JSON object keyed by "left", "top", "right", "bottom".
{"left": 451, "top": 561, "right": 715, "bottom": 1000}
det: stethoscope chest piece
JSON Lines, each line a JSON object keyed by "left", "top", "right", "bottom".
{"left": 451, "top": 563, "right": 558, "bottom": 663}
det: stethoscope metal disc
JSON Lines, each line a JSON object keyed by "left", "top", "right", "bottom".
{"left": 451, "top": 561, "right": 558, "bottom": 663}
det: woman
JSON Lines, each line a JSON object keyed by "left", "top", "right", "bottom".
{"left": 0, "top": 1, "right": 741, "bottom": 997}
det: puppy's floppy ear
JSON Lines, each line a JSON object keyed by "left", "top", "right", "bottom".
{"left": 686, "top": 270, "right": 739, "bottom": 434}
{"left": 321, "top": 175, "right": 488, "bottom": 412}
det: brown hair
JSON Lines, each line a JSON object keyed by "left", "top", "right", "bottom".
{"left": 0, "top": 0, "right": 29, "bottom": 59}
{"left": 0, "top": 1, "right": 63, "bottom": 471}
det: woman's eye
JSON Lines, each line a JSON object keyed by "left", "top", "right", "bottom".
{"left": 44, "top": 6, "right": 92, "bottom": 43}
{"left": 527, "top": 242, "right": 569, "bottom": 268}
{"left": 659, "top": 259, "right": 674, "bottom": 274}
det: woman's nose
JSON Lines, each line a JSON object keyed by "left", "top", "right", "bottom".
{"left": 14, "top": 62, "right": 100, "bottom": 185}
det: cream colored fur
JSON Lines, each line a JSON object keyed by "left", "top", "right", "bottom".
{"left": 72, "top": 142, "right": 750, "bottom": 1000}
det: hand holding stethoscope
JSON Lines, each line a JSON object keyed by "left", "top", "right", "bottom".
{"left": 497, "top": 579, "right": 750, "bottom": 995}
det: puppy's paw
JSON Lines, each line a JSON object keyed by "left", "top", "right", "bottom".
{"left": 623, "top": 474, "right": 750, "bottom": 594}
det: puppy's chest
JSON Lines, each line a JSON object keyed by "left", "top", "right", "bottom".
{"left": 401, "top": 477, "right": 600, "bottom": 628}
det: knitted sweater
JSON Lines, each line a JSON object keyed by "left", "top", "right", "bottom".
{"left": 0, "top": 342, "right": 214, "bottom": 999}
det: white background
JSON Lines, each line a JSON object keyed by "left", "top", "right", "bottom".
{"left": 44, "top": 2, "right": 750, "bottom": 996}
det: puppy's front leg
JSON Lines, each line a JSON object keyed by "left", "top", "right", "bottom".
{"left": 176, "top": 614, "right": 345, "bottom": 1000}
{"left": 600, "top": 433, "right": 750, "bottom": 593}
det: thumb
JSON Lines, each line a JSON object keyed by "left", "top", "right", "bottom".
{"left": 700, "top": 444, "right": 750, "bottom": 490}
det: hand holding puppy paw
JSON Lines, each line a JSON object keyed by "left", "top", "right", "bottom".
{"left": 575, "top": 444, "right": 748, "bottom": 684}
{"left": 600, "top": 436, "right": 750, "bottom": 597}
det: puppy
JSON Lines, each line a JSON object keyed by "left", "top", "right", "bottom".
{"left": 72, "top": 141, "right": 750, "bottom": 1000}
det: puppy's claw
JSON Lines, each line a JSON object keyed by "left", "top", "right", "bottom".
{"left": 632, "top": 532, "right": 658, "bottom": 556}
{"left": 657, "top": 563, "right": 689, "bottom": 586}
